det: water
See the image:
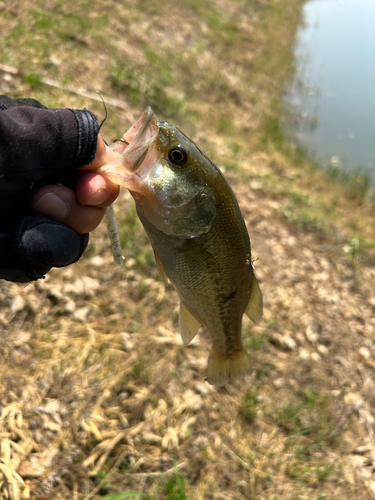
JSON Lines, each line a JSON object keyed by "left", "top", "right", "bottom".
{"left": 285, "top": 0, "right": 375, "bottom": 182}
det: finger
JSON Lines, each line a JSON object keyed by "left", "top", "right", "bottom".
{"left": 75, "top": 172, "right": 119, "bottom": 207}
{"left": 31, "top": 185, "right": 107, "bottom": 234}
{"left": 13, "top": 217, "right": 89, "bottom": 267}
{"left": 78, "top": 135, "right": 117, "bottom": 171}
{"left": 0, "top": 230, "right": 51, "bottom": 282}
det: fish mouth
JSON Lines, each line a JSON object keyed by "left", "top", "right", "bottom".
{"left": 122, "top": 106, "right": 156, "bottom": 149}
{"left": 115, "top": 106, "right": 158, "bottom": 173}
{"left": 97, "top": 107, "right": 159, "bottom": 190}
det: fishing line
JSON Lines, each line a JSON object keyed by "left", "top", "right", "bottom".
{"left": 96, "top": 90, "right": 108, "bottom": 131}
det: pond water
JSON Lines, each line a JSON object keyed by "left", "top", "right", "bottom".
{"left": 284, "top": 0, "right": 375, "bottom": 182}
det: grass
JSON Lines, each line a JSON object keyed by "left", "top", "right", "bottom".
{"left": 109, "top": 49, "right": 184, "bottom": 118}
{"left": 277, "top": 390, "right": 331, "bottom": 439}
{"left": 239, "top": 387, "right": 261, "bottom": 423}
{"left": 326, "top": 164, "right": 373, "bottom": 202}
{"left": 102, "top": 493, "right": 150, "bottom": 500}
{"left": 1, "top": 0, "right": 374, "bottom": 499}
{"left": 286, "top": 451, "right": 338, "bottom": 486}
{"left": 154, "top": 466, "right": 192, "bottom": 500}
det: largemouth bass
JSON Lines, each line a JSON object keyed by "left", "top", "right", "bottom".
{"left": 99, "top": 107, "right": 263, "bottom": 386}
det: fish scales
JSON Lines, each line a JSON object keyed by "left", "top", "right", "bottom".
{"left": 138, "top": 182, "right": 250, "bottom": 354}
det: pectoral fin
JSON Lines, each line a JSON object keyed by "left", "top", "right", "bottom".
{"left": 245, "top": 274, "right": 263, "bottom": 325}
{"left": 154, "top": 251, "right": 170, "bottom": 286}
{"left": 179, "top": 301, "right": 201, "bottom": 344}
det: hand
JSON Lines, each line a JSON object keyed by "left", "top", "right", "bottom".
{"left": 0, "top": 136, "right": 120, "bottom": 283}
{"left": 0, "top": 96, "right": 120, "bottom": 282}
{"left": 31, "top": 135, "right": 119, "bottom": 234}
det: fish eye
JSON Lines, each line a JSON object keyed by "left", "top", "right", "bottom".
{"left": 168, "top": 145, "right": 188, "bottom": 166}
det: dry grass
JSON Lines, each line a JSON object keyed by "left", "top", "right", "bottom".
{"left": 1, "top": 0, "right": 375, "bottom": 499}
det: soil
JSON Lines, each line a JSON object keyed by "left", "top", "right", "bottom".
{"left": 0, "top": 1, "right": 375, "bottom": 499}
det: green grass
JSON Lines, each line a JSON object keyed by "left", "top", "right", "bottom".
{"left": 351, "top": 237, "right": 375, "bottom": 266}
{"left": 270, "top": 388, "right": 346, "bottom": 449}
{"left": 1, "top": 0, "right": 305, "bottom": 153}
{"left": 326, "top": 164, "right": 373, "bottom": 203}
{"left": 283, "top": 204, "right": 328, "bottom": 235}
{"left": 286, "top": 450, "right": 338, "bottom": 486}
{"left": 102, "top": 493, "right": 150, "bottom": 500}
{"left": 239, "top": 387, "right": 261, "bottom": 423}
{"left": 153, "top": 466, "right": 192, "bottom": 500}
{"left": 2, "top": 5, "right": 111, "bottom": 89}
{"left": 109, "top": 48, "right": 184, "bottom": 118}
{"left": 132, "top": 356, "right": 148, "bottom": 382}
{"left": 94, "top": 470, "right": 111, "bottom": 495}
{"left": 261, "top": 178, "right": 335, "bottom": 236}
{"left": 261, "top": 115, "right": 286, "bottom": 151}
{"left": 22, "top": 72, "right": 45, "bottom": 89}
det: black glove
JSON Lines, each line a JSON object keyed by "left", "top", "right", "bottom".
{"left": 0, "top": 95, "right": 99, "bottom": 282}
{"left": 0, "top": 217, "right": 89, "bottom": 282}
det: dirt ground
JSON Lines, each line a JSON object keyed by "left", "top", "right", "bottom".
{"left": 1, "top": 1, "right": 375, "bottom": 499}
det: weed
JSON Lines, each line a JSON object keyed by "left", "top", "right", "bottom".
{"left": 269, "top": 388, "right": 343, "bottom": 449}
{"left": 32, "top": 9, "right": 56, "bottom": 31}
{"left": 283, "top": 202, "right": 327, "bottom": 235}
{"left": 317, "top": 464, "right": 336, "bottom": 482}
{"left": 22, "top": 73, "right": 44, "bottom": 89}
{"left": 343, "top": 238, "right": 360, "bottom": 266}
{"left": 133, "top": 356, "right": 145, "bottom": 377}
{"left": 102, "top": 492, "right": 150, "bottom": 500}
{"left": 248, "top": 452, "right": 257, "bottom": 465}
{"left": 261, "top": 115, "right": 285, "bottom": 150}
{"left": 244, "top": 327, "right": 268, "bottom": 350}
{"left": 109, "top": 48, "right": 184, "bottom": 118}
{"left": 239, "top": 388, "right": 261, "bottom": 423}
{"left": 349, "top": 237, "right": 375, "bottom": 266}
{"left": 286, "top": 447, "right": 337, "bottom": 486}
{"left": 255, "top": 365, "right": 273, "bottom": 380}
{"left": 95, "top": 470, "right": 111, "bottom": 494}
{"left": 221, "top": 157, "right": 242, "bottom": 173}
{"left": 99, "top": 343, "right": 109, "bottom": 358}
{"left": 6, "top": 23, "right": 26, "bottom": 40}
{"left": 217, "top": 116, "right": 234, "bottom": 134}
{"left": 153, "top": 465, "right": 192, "bottom": 500}
{"left": 326, "top": 165, "right": 373, "bottom": 202}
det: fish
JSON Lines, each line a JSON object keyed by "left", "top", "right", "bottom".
{"left": 98, "top": 107, "right": 263, "bottom": 386}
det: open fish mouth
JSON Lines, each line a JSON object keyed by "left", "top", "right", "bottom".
{"left": 96, "top": 107, "right": 159, "bottom": 189}
{"left": 113, "top": 106, "right": 158, "bottom": 173}
{"left": 122, "top": 106, "right": 157, "bottom": 149}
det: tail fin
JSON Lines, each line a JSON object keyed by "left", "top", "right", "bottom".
{"left": 206, "top": 347, "right": 251, "bottom": 386}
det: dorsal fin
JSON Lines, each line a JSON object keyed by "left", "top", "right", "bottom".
{"left": 179, "top": 301, "right": 201, "bottom": 344}
{"left": 245, "top": 274, "right": 263, "bottom": 325}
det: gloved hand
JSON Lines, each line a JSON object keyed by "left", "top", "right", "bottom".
{"left": 0, "top": 95, "right": 118, "bottom": 282}
{"left": 0, "top": 216, "right": 90, "bottom": 282}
